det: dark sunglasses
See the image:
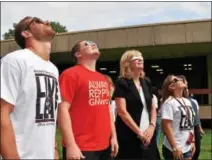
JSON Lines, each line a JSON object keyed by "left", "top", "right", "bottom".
{"left": 170, "top": 78, "right": 183, "bottom": 85}
{"left": 25, "top": 17, "right": 45, "bottom": 30}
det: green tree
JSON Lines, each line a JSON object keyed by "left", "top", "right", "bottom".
{"left": 2, "top": 21, "right": 68, "bottom": 40}
{"left": 50, "top": 21, "right": 68, "bottom": 33}
{"left": 3, "top": 28, "right": 15, "bottom": 40}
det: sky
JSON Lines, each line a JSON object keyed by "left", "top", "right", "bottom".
{"left": 1, "top": 1, "right": 211, "bottom": 40}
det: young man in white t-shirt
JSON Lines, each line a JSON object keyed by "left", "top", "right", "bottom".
{"left": 1, "top": 17, "right": 61, "bottom": 159}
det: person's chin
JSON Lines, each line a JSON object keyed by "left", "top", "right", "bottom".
{"left": 181, "top": 86, "right": 186, "bottom": 89}
{"left": 137, "top": 67, "right": 143, "bottom": 70}
{"left": 46, "top": 28, "right": 56, "bottom": 38}
{"left": 45, "top": 33, "right": 55, "bottom": 41}
{"left": 50, "top": 31, "right": 56, "bottom": 39}
{"left": 92, "top": 52, "right": 100, "bottom": 56}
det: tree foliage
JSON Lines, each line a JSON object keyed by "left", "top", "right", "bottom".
{"left": 3, "top": 28, "right": 15, "bottom": 40}
{"left": 50, "top": 21, "right": 68, "bottom": 33}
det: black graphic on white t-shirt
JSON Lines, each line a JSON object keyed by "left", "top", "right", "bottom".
{"left": 35, "top": 72, "right": 59, "bottom": 123}
{"left": 178, "top": 106, "right": 194, "bottom": 130}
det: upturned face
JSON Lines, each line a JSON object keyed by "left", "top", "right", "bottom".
{"left": 76, "top": 40, "right": 100, "bottom": 60}
{"left": 24, "top": 17, "right": 55, "bottom": 42}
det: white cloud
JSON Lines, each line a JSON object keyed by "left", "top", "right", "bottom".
{"left": 1, "top": 2, "right": 211, "bottom": 40}
{"left": 179, "top": 2, "right": 211, "bottom": 17}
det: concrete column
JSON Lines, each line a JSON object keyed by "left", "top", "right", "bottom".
{"left": 207, "top": 54, "right": 212, "bottom": 105}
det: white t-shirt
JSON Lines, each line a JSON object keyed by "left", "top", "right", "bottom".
{"left": 152, "top": 94, "right": 158, "bottom": 109}
{"left": 1, "top": 49, "right": 61, "bottom": 159}
{"left": 110, "top": 100, "right": 116, "bottom": 122}
{"left": 161, "top": 96, "right": 194, "bottom": 153}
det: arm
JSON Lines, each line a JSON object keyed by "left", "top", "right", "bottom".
{"left": 160, "top": 102, "right": 183, "bottom": 159}
{"left": 109, "top": 106, "right": 119, "bottom": 157}
{"left": 142, "top": 99, "right": 157, "bottom": 145}
{"left": 54, "top": 138, "right": 59, "bottom": 159}
{"left": 162, "top": 119, "right": 183, "bottom": 159}
{"left": 150, "top": 104, "right": 157, "bottom": 126}
{"left": 115, "top": 98, "right": 142, "bottom": 136}
{"left": 58, "top": 71, "right": 85, "bottom": 159}
{"left": 58, "top": 101, "right": 77, "bottom": 148}
{"left": 0, "top": 60, "right": 22, "bottom": 159}
{"left": 162, "top": 119, "right": 178, "bottom": 149}
{"left": 199, "top": 125, "right": 205, "bottom": 135}
{"left": 0, "top": 99, "right": 19, "bottom": 159}
{"left": 110, "top": 107, "right": 117, "bottom": 139}
{"left": 57, "top": 102, "right": 85, "bottom": 159}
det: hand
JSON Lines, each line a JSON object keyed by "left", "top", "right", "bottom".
{"left": 191, "top": 143, "right": 196, "bottom": 157}
{"left": 66, "top": 143, "right": 85, "bottom": 160}
{"left": 142, "top": 125, "right": 155, "bottom": 146}
{"left": 137, "top": 131, "right": 145, "bottom": 141}
{"left": 137, "top": 131, "right": 149, "bottom": 147}
{"left": 172, "top": 147, "right": 183, "bottom": 160}
{"left": 200, "top": 127, "right": 205, "bottom": 136}
{"left": 54, "top": 147, "right": 59, "bottom": 159}
{"left": 110, "top": 136, "right": 119, "bottom": 157}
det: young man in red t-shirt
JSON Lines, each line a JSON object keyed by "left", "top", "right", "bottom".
{"left": 58, "top": 40, "right": 118, "bottom": 160}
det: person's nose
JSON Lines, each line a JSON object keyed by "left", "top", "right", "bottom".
{"left": 45, "top": 21, "right": 50, "bottom": 25}
{"left": 91, "top": 43, "right": 97, "bottom": 47}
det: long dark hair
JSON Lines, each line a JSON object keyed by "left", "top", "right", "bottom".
{"left": 161, "top": 75, "right": 175, "bottom": 103}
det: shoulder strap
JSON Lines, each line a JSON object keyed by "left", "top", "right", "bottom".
{"left": 175, "top": 98, "right": 192, "bottom": 118}
{"left": 175, "top": 98, "right": 185, "bottom": 107}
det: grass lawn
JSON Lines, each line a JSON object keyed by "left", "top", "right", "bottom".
{"left": 56, "top": 129, "right": 212, "bottom": 159}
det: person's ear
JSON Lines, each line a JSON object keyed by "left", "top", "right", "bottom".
{"left": 21, "top": 30, "right": 32, "bottom": 39}
{"left": 75, "top": 52, "right": 82, "bottom": 58}
{"left": 168, "top": 84, "right": 175, "bottom": 92}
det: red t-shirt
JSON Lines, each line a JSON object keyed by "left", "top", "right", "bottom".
{"left": 59, "top": 65, "right": 111, "bottom": 151}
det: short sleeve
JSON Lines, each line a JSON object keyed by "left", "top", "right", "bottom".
{"left": 113, "top": 78, "right": 128, "bottom": 98}
{"left": 1, "top": 61, "right": 21, "bottom": 105}
{"left": 59, "top": 70, "right": 78, "bottom": 104}
{"left": 56, "top": 83, "right": 62, "bottom": 104}
{"left": 161, "top": 103, "right": 174, "bottom": 120}
{"left": 152, "top": 94, "right": 158, "bottom": 109}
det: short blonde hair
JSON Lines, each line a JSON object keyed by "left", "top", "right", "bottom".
{"left": 119, "top": 50, "right": 145, "bottom": 79}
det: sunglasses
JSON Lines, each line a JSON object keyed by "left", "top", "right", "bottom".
{"left": 170, "top": 78, "right": 183, "bottom": 85}
{"left": 131, "top": 56, "right": 143, "bottom": 62}
{"left": 84, "top": 40, "right": 97, "bottom": 47}
{"left": 25, "top": 17, "right": 45, "bottom": 30}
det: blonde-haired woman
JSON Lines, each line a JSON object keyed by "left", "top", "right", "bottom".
{"left": 114, "top": 50, "right": 160, "bottom": 159}
{"left": 161, "top": 75, "right": 195, "bottom": 160}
